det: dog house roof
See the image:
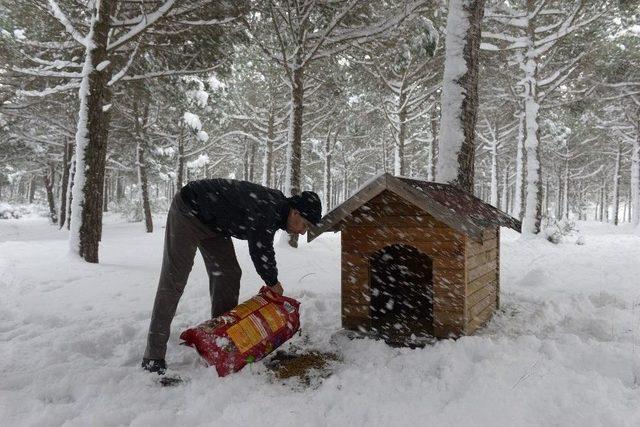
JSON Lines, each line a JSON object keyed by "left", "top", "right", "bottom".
{"left": 308, "top": 173, "right": 521, "bottom": 243}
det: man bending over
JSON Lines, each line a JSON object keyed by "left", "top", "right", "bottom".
{"left": 142, "top": 178, "right": 321, "bottom": 374}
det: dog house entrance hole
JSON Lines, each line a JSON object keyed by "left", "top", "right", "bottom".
{"left": 370, "top": 244, "right": 433, "bottom": 343}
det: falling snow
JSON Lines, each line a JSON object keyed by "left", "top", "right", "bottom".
{"left": 1, "top": 218, "right": 640, "bottom": 425}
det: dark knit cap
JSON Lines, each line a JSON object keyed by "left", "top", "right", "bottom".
{"left": 290, "top": 191, "right": 322, "bottom": 225}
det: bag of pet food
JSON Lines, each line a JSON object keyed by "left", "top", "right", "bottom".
{"left": 179, "top": 286, "right": 301, "bottom": 377}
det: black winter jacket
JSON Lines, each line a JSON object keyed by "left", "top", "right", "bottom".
{"left": 180, "top": 179, "right": 290, "bottom": 286}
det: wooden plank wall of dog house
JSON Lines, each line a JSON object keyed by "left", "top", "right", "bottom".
{"left": 430, "top": 249, "right": 466, "bottom": 338}
{"left": 340, "top": 230, "right": 371, "bottom": 331}
{"left": 340, "top": 190, "right": 467, "bottom": 337}
{"left": 464, "top": 227, "right": 500, "bottom": 334}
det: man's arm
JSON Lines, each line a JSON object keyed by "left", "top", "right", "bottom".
{"left": 247, "top": 229, "right": 279, "bottom": 287}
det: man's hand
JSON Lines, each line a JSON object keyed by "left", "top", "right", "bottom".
{"left": 270, "top": 282, "right": 284, "bottom": 295}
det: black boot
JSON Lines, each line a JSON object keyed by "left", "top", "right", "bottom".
{"left": 141, "top": 358, "right": 166, "bottom": 375}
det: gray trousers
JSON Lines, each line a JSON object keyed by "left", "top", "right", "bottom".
{"left": 143, "top": 193, "right": 242, "bottom": 360}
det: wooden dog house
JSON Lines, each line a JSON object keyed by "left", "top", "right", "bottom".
{"left": 308, "top": 173, "right": 521, "bottom": 344}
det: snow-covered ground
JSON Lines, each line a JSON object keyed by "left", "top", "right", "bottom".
{"left": 1, "top": 214, "right": 640, "bottom": 426}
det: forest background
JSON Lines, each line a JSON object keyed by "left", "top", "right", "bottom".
{"left": 0, "top": 0, "right": 638, "bottom": 261}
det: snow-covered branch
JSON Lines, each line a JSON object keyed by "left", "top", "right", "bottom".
{"left": 47, "top": 0, "right": 91, "bottom": 48}
{"left": 11, "top": 67, "right": 82, "bottom": 79}
{"left": 107, "top": 0, "right": 177, "bottom": 52}
{"left": 186, "top": 130, "right": 265, "bottom": 158}
{"left": 16, "top": 81, "right": 81, "bottom": 98}
{"left": 107, "top": 42, "right": 140, "bottom": 86}
{"left": 118, "top": 64, "right": 222, "bottom": 82}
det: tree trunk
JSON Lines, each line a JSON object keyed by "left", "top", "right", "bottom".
{"left": 323, "top": 132, "right": 332, "bottom": 215}
{"left": 66, "top": 155, "right": 75, "bottom": 230}
{"left": 137, "top": 140, "right": 153, "bottom": 233}
{"left": 554, "top": 172, "right": 561, "bottom": 219}
{"left": 58, "top": 139, "right": 72, "bottom": 229}
{"left": 381, "top": 137, "right": 388, "bottom": 173}
{"left": 272, "top": 149, "right": 279, "bottom": 190}
{"left": 242, "top": 138, "right": 250, "bottom": 180}
{"left": 262, "top": 107, "right": 275, "bottom": 187}
{"left": 134, "top": 94, "right": 153, "bottom": 233}
{"left": 116, "top": 173, "right": 124, "bottom": 202}
{"left": 629, "top": 185, "right": 633, "bottom": 223}
{"left": 176, "top": 126, "right": 185, "bottom": 193}
{"left": 285, "top": 65, "right": 304, "bottom": 197}
{"left": 490, "top": 136, "right": 498, "bottom": 206}
{"left": 521, "top": 1, "right": 542, "bottom": 235}
{"left": 103, "top": 171, "right": 109, "bottom": 212}
{"left": 11, "top": 178, "right": 18, "bottom": 201}
{"left": 598, "top": 178, "right": 605, "bottom": 222}
{"left": 577, "top": 182, "right": 584, "bottom": 220}
{"left": 394, "top": 91, "right": 407, "bottom": 176}
{"left": 512, "top": 110, "right": 526, "bottom": 220}
{"left": 435, "top": 0, "right": 485, "bottom": 193}
{"left": 21, "top": 178, "right": 27, "bottom": 202}
{"left": 249, "top": 140, "right": 257, "bottom": 182}
{"left": 544, "top": 176, "right": 550, "bottom": 218}
{"left": 111, "top": 171, "right": 117, "bottom": 203}
{"left": 18, "top": 178, "right": 24, "bottom": 202}
{"left": 285, "top": 62, "right": 304, "bottom": 248}
{"left": 597, "top": 197, "right": 601, "bottom": 221}
{"left": 562, "top": 157, "right": 569, "bottom": 220}
{"left": 500, "top": 164, "right": 509, "bottom": 212}
{"left": 28, "top": 175, "right": 36, "bottom": 204}
{"left": 69, "top": 0, "right": 116, "bottom": 262}
{"left": 604, "top": 179, "right": 609, "bottom": 222}
{"left": 43, "top": 164, "right": 57, "bottom": 224}
{"left": 429, "top": 104, "right": 439, "bottom": 181}
{"left": 599, "top": 185, "right": 604, "bottom": 222}
{"left": 342, "top": 169, "right": 348, "bottom": 201}
{"left": 612, "top": 144, "right": 621, "bottom": 225}
{"left": 632, "top": 120, "right": 640, "bottom": 226}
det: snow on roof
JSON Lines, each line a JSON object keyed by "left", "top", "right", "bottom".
{"left": 308, "top": 173, "right": 521, "bottom": 243}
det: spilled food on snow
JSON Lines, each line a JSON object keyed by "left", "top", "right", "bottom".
{"left": 1, "top": 216, "right": 640, "bottom": 425}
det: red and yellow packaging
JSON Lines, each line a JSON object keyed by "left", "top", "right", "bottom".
{"left": 179, "top": 287, "right": 301, "bottom": 377}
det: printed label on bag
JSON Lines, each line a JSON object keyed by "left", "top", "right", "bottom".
{"left": 226, "top": 314, "right": 268, "bottom": 353}
{"left": 229, "top": 297, "right": 266, "bottom": 319}
{"left": 259, "top": 304, "right": 286, "bottom": 332}
{"left": 283, "top": 301, "right": 295, "bottom": 314}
